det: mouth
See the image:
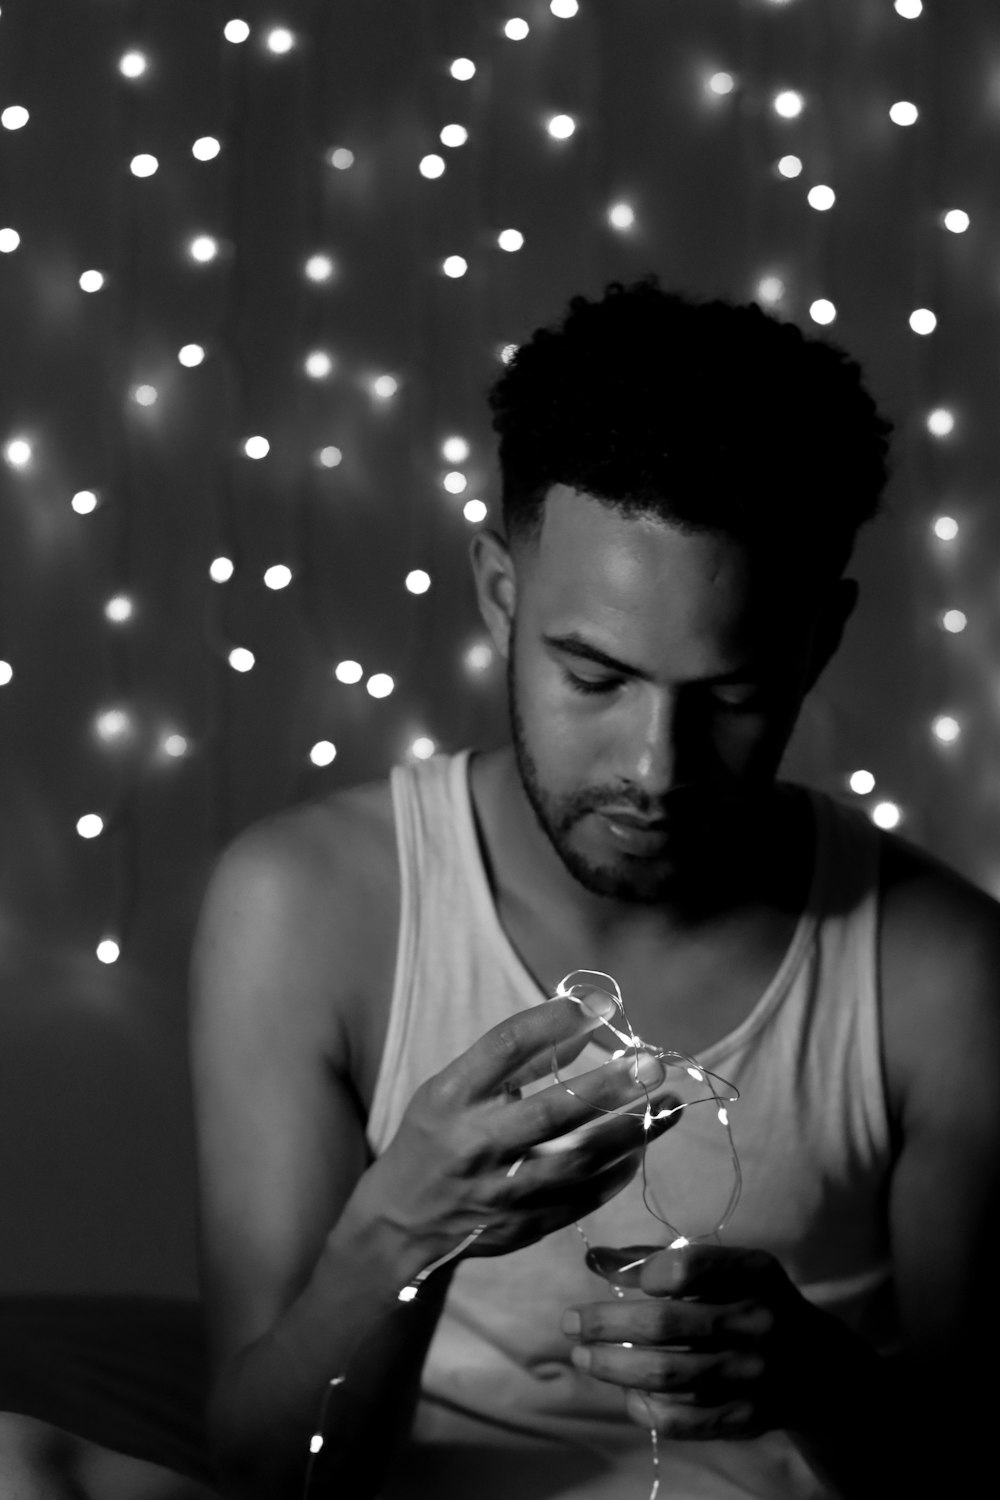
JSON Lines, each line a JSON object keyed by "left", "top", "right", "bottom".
{"left": 596, "top": 811, "right": 675, "bottom": 857}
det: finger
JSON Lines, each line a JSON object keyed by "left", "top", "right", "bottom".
{"left": 502, "top": 1059, "right": 682, "bottom": 1154}
{"left": 556, "top": 1145, "right": 645, "bottom": 1219}
{"left": 626, "top": 1390, "right": 756, "bottom": 1441}
{"left": 502, "top": 1109, "right": 681, "bottom": 1232}
{"left": 502, "top": 1029, "right": 601, "bottom": 1092}
{"left": 503, "top": 1074, "right": 683, "bottom": 1164}
{"left": 565, "top": 1296, "right": 731, "bottom": 1349}
{"left": 486, "top": 1145, "right": 644, "bottom": 1250}
{"left": 444, "top": 994, "right": 620, "bottom": 1102}
{"left": 570, "top": 1342, "right": 729, "bottom": 1398}
{"left": 507, "top": 985, "right": 634, "bottom": 1092}
{"left": 639, "top": 1245, "right": 783, "bottom": 1301}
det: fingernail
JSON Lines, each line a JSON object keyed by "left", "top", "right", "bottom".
{"left": 570, "top": 1344, "right": 591, "bottom": 1370}
{"left": 580, "top": 990, "right": 618, "bottom": 1019}
{"left": 561, "top": 1309, "right": 581, "bottom": 1338}
{"left": 635, "top": 1051, "right": 664, "bottom": 1083}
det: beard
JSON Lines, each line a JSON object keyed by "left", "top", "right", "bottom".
{"left": 504, "top": 639, "right": 776, "bottom": 913}
{"left": 506, "top": 651, "right": 714, "bottom": 907}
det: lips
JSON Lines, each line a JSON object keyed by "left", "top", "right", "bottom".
{"left": 597, "top": 811, "right": 675, "bottom": 856}
{"left": 599, "top": 810, "right": 670, "bottom": 830}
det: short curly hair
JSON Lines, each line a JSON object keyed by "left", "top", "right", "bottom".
{"left": 485, "top": 274, "right": 895, "bottom": 580}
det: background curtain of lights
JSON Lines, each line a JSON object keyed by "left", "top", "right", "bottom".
{"left": 1, "top": 0, "right": 997, "bottom": 1298}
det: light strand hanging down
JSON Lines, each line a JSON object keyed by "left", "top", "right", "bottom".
{"left": 301, "top": 970, "right": 743, "bottom": 1500}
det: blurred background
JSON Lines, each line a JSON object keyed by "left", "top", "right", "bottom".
{"left": 1, "top": 0, "right": 998, "bottom": 1301}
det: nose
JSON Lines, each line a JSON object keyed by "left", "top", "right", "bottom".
{"left": 628, "top": 690, "right": 681, "bottom": 800}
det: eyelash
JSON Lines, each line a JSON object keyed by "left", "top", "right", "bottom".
{"left": 565, "top": 671, "right": 620, "bottom": 697}
{"left": 563, "top": 670, "right": 763, "bottom": 710}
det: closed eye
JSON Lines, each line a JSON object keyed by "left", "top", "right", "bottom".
{"left": 562, "top": 666, "right": 767, "bottom": 708}
{"left": 563, "top": 670, "right": 622, "bottom": 697}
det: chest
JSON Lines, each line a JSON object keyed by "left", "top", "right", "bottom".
{"left": 344, "top": 877, "right": 901, "bottom": 1121}
{"left": 331, "top": 813, "right": 909, "bottom": 1153}
{"left": 494, "top": 893, "right": 802, "bottom": 1061}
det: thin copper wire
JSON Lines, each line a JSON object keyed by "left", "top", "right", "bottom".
{"left": 302, "top": 971, "right": 744, "bottom": 1500}
{"left": 550, "top": 971, "right": 743, "bottom": 1500}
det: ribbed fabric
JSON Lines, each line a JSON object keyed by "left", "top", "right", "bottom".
{"left": 368, "top": 749, "right": 899, "bottom": 1500}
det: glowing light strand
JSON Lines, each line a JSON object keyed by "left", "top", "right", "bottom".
{"left": 302, "top": 971, "right": 743, "bottom": 1500}
{"left": 551, "top": 971, "right": 742, "bottom": 1500}
{"left": 551, "top": 971, "right": 743, "bottom": 1249}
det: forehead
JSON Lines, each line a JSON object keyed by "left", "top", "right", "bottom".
{"left": 518, "top": 486, "right": 773, "bottom": 661}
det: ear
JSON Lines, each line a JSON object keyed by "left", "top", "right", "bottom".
{"left": 469, "top": 529, "right": 518, "bottom": 659}
{"left": 802, "top": 577, "right": 859, "bottom": 694}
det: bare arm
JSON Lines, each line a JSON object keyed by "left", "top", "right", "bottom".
{"left": 188, "top": 818, "right": 681, "bottom": 1499}
{"left": 204, "top": 1184, "right": 457, "bottom": 1500}
{"left": 550, "top": 843, "right": 1000, "bottom": 1497}
{"left": 188, "top": 821, "right": 432, "bottom": 1499}
{"left": 792, "top": 851, "right": 1000, "bottom": 1494}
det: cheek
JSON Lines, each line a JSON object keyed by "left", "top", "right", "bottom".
{"left": 517, "top": 665, "right": 602, "bottom": 771}
{"left": 523, "top": 682, "right": 586, "bottom": 759}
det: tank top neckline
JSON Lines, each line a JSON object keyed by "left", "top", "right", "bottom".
{"left": 445, "top": 747, "right": 826, "bottom": 1067}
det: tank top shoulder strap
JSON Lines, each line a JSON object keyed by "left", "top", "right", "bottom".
{"left": 800, "top": 784, "right": 890, "bottom": 1162}
{"left": 365, "top": 749, "right": 476, "bottom": 1151}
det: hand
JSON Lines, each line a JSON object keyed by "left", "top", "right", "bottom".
{"left": 562, "top": 1242, "right": 848, "bottom": 1442}
{"left": 358, "top": 993, "right": 683, "bottom": 1269}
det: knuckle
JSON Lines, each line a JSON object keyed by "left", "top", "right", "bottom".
{"left": 521, "top": 1095, "right": 560, "bottom": 1141}
{"left": 462, "top": 1121, "right": 500, "bottom": 1174}
{"left": 654, "top": 1355, "right": 684, "bottom": 1392}
{"left": 727, "top": 1353, "right": 765, "bottom": 1382}
{"left": 651, "top": 1305, "right": 681, "bottom": 1343}
{"left": 723, "top": 1300, "right": 774, "bottom": 1338}
{"left": 491, "top": 1021, "right": 522, "bottom": 1060}
{"left": 752, "top": 1305, "right": 775, "bottom": 1337}
{"left": 422, "top": 1071, "right": 458, "bottom": 1111}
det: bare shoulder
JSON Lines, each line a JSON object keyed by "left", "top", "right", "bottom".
{"left": 234, "top": 775, "right": 397, "bottom": 927}
{"left": 878, "top": 827, "right": 1000, "bottom": 1135}
{"left": 190, "top": 780, "right": 401, "bottom": 1373}
{"left": 879, "top": 827, "right": 1000, "bottom": 956}
{"left": 278, "top": 776, "right": 397, "bottom": 888}
{"left": 225, "top": 777, "right": 400, "bottom": 1096}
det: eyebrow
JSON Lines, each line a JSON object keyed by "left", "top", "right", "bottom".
{"left": 542, "top": 631, "right": 758, "bottom": 684}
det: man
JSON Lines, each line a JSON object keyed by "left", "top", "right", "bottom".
{"left": 187, "top": 278, "right": 999, "bottom": 1499}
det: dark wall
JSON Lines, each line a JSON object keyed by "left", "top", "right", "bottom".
{"left": 1, "top": 0, "right": 998, "bottom": 1295}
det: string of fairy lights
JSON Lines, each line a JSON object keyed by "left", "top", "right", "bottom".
{"left": 301, "top": 971, "right": 744, "bottom": 1500}
{"left": 0, "top": 0, "right": 983, "bottom": 974}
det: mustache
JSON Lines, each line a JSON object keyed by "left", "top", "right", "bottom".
{"left": 568, "top": 783, "right": 755, "bottom": 824}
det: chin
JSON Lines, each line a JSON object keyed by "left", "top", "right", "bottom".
{"left": 559, "top": 845, "right": 681, "bottom": 906}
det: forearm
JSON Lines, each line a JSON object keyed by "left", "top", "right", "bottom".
{"left": 208, "top": 1188, "right": 455, "bottom": 1500}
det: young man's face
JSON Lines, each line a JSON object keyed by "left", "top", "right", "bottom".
{"left": 477, "top": 486, "right": 853, "bottom": 906}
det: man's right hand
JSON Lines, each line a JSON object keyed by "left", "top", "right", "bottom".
{"left": 356, "top": 991, "right": 682, "bottom": 1269}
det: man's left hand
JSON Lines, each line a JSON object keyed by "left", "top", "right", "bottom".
{"left": 562, "top": 1243, "right": 850, "bottom": 1440}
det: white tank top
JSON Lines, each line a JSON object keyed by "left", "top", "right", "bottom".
{"left": 366, "top": 749, "right": 900, "bottom": 1500}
